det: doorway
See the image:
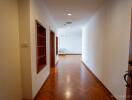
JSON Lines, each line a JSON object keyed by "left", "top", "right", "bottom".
{"left": 56, "top": 36, "right": 58, "bottom": 55}
{"left": 125, "top": 11, "right": 132, "bottom": 100}
{"left": 50, "top": 31, "right": 55, "bottom": 68}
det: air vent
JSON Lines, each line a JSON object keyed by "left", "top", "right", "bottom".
{"left": 65, "top": 22, "right": 72, "bottom": 24}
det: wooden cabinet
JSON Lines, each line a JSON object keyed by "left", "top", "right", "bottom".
{"left": 36, "top": 21, "right": 46, "bottom": 73}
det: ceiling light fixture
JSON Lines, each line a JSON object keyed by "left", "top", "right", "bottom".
{"left": 67, "top": 13, "right": 72, "bottom": 16}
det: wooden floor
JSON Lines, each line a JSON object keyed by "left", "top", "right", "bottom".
{"left": 35, "top": 55, "right": 114, "bottom": 100}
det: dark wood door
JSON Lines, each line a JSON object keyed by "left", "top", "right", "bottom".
{"left": 50, "top": 31, "right": 55, "bottom": 67}
{"left": 125, "top": 66, "right": 132, "bottom": 100}
{"left": 125, "top": 11, "right": 132, "bottom": 100}
{"left": 56, "top": 37, "right": 58, "bottom": 55}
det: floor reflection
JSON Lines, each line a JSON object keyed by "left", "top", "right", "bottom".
{"left": 35, "top": 55, "right": 113, "bottom": 100}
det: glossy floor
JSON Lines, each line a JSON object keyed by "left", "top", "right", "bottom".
{"left": 35, "top": 55, "right": 114, "bottom": 100}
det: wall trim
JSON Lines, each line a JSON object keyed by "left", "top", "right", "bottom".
{"left": 82, "top": 61, "right": 117, "bottom": 100}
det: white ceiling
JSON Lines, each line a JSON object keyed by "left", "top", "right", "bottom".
{"left": 43, "top": 0, "right": 104, "bottom": 29}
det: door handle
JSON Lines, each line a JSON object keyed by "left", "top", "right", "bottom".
{"left": 124, "top": 72, "right": 129, "bottom": 87}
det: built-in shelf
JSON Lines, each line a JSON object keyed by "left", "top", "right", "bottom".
{"left": 36, "top": 20, "right": 46, "bottom": 73}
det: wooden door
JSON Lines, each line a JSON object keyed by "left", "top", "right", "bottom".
{"left": 125, "top": 66, "right": 132, "bottom": 100}
{"left": 56, "top": 37, "right": 58, "bottom": 55}
{"left": 50, "top": 31, "right": 55, "bottom": 67}
{"left": 125, "top": 11, "right": 132, "bottom": 100}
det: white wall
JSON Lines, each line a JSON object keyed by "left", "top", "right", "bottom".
{"left": 19, "top": 0, "right": 57, "bottom": 99}
{"left": 58, "top": 26, "right": 82, "bottom": 54}
{"left": 82, "top": 0, "right": 132, "bottom": 99}
{"left": 30, "top": 0, "right": 51, "bottom": 98}
{"left": 19, "top": 0, "right": 33, "bottom": 99}
{"left": 82, "top": 2, "right": 106, "bottom": 81}
{"left": 0, "top": 0, "right": 22, "bottom": 100}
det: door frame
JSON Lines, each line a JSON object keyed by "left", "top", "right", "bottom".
{"left": 126, "top": 10, "right": 132, "bottom": 100}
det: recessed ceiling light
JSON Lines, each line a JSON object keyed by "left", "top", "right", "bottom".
{"left": 67, "top": 13, "right": 72, "bottom": 16}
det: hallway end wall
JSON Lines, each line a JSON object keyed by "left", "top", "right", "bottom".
{"left": 58, "top": 26, "right": 82, "bottom": 54}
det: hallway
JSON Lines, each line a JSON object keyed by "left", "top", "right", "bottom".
{"left": 35, "top": 55, "right": 114, "bottom": 100}
{"left": 1, "top": 0, "right": 132, "bottom": 99}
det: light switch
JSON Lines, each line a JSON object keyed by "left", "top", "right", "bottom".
{"left": 21, "top": 43, "right": 30, "bottom": 48}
